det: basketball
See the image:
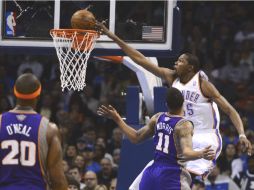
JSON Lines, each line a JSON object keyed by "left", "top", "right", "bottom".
{"left": 71, "top": 9, "right": 96, "bottom": 30}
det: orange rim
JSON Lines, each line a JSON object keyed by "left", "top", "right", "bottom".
{"left": 50, "top": 28, "right": 99, "bottom": 34}
{"left": 50, "top": 29, "right": 100, "bottom": 51}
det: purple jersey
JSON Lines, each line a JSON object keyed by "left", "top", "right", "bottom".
{"left": 140, "top": 113, "right": 192, "bottom": 190}
{"left": 153, "top": 113, "right": 183, "bottom": 166}
{"left": 0, "top": 111, "right": 47, "bottom": 190}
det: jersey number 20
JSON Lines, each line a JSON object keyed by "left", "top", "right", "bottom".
{"left": 1, "top": 140, "right": 36, "bottom": 166}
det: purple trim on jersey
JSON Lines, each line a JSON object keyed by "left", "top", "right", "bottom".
{"left": 153, "top": 113, "right": 183, "bottom": 166}
{"left": 214, "top": 129, "right": 222, "bottom": 160}
{"left": 212, "top": 129, "right": 222, "bottom": 168}
{"left": 0, "top": 112, "right": 46, "bottom": 190}
{"left": 211, "top": 103, "right": 218, "bottom": 129}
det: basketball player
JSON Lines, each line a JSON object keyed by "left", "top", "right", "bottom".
{"left": 96, "top": 22, "right": 252, "bottom": 189}
{"left": 6, "top": 12, "right": 16, "bottom": 36}
{"left": 97, "top": 87, "right": 215, "bottom": 190}
{"left": 0, "top": 73, "right": 67, "bottom": 190}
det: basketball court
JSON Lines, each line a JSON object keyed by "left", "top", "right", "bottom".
{"left": 0, "top": 1, "right": 181, "bottom": 189}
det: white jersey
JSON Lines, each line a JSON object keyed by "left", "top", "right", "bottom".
{"left": 172, "top": 71, "right": 220, "bottom": 131}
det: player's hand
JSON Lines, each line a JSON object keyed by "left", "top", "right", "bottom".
{"left": 239, "top": 135, "right": 253, "bottom": 156}
{"left": 97, "top": 105, "right": 121, "bottom": 121}
{"left": 95, "top": 21, "right": 114, "bottom": 38}
{"left": 202, "top": 145, "right": 216, "bottom": 160}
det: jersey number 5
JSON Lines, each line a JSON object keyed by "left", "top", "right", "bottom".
{"left": 156, "top": 132, "right": 170, "bottom": 154}
{"left": 1, "top": 140, "right": 36, "bottom": 166}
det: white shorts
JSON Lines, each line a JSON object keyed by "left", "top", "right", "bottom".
{"left": 129, "top": 129, "right": 222, "bottom": 190}
{"left": 186, "top": 129, "right": 222, "bottom": 176}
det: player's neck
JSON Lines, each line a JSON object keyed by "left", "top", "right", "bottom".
{"left": 15, "top": 99, "right": 37, "bottom": 110}
{"left": 180, "top": 72, "right": 196, "bottom": 83}
{"left": 167, "top": 110, "right": 183, "bottom": 117}
{"left": 14, "top": 103, "right": 36, "bottom": 111}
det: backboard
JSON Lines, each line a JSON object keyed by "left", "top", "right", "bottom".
{"left": 0, "top": 0, "right": 180, "bottom": 56}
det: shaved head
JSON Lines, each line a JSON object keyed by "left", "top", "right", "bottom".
{"left": 15, "top": 73, "right": 41, "bottom": 95}
{"left": 14, "top": 73, "right": 41, "bottom": 108}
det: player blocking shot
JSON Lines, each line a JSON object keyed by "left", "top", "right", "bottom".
{"left": 97, "top": 87, "right": 215, "bottom": 190}
{"left": 0, "top": 73, "right": 67, "bottom": 190}
{"left": 96, "top": 21, "right": 252, "bottom": 189}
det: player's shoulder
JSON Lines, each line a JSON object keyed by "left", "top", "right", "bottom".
{"left": 149, "top": 112, "right": 164, "bottom": 124}
{"left": 48, "top": 122, "right": 59, "bottom": 133}
{"left": 46, "top": 120, "right": 60, "bottom": 142}
{"left": 175, "top": 118, "right": 193, "bottom": 130}
{"left": 199, "top": 70, "right": 209, "bottom": 81}
{"left": 151, "top": 112, "right": 165, "bottom": 120}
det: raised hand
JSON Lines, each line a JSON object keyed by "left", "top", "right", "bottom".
{"left": 95, "top": 21, "right": 114, "bottom": 38}
{"left": 239, "top": 136, "right": 253, "bottom": 156}
{"left": 202, "top": 145, "right": 216, "bottom": 160}
{"left": 97, "top": 105, "right": 121, "bottom": 121}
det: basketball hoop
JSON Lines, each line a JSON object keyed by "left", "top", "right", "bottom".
{"left": 50, "top": 29, "right": 99, "bottom": 91}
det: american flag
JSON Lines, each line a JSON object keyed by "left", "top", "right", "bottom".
{"left": 142, "top": 26, "right": 164, "bottom": 41}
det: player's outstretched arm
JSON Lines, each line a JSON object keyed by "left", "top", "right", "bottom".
{"left": 96, "top": 21, "right": 175, "bottom": 83}
{"left": 97, "top": 105, "right": 156, "bottom": 144}
{"left": 201, "top": 79, "right": 252, "bottom": 156}
{"left": 47, "top": 122, "right": 68, "bottom": 190}
{"left": 175, "top": 120, "right": 215, "bottom": 161}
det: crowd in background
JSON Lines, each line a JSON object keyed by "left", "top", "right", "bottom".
{"left": 1, "top": 1, "right": 254, "bottom": 190}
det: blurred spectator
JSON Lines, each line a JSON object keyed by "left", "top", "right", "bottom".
{"left": 231, "top": 154, "right": 244, "bottom": 180}
{"left": 74, "top": 155, "right": 86, "bottom": 176}
{"left": 76, "top": 137, "right": 88, "bottom": 153}
{"left": 84, "top": 171, "right": 98, "bottom": 190}
{"left": 66, "top": 174, "right": 80, "bottom": 190}
{"left": 82, "top": 144, "right": 101, "bottom": 174}
{"left": 39, "top": 94, "right": 53, "bottom": 119}
{"left": 186, "top": 25, "right": 207, "bottom": 62}
{"left": 65, "top": 145, "right": 78, "bottom": 165}
{"left": 94, "top": 185, "right": 108, "bottom": 190}
{"left": 235, "top": 156, "right": 254, "bottom": 189}
{"left": 216, "top": 50, "right": 250, "bottom": 84}
{"left": 94, "top": 143, "right": 107, "bottom": 163}
{"left": 80, "top": 85, "right": 99, "bottom": 114}
{"left": 97, "top": 158, "right": 117, "bottom": 188}
{"left": 207, "top": 39, "right": 226, "bottom": 69}
{"left": 107, "top": 128, "right": 123, "bottom": 154}
{"left": 17, "top": 55, "right": 43, "bottom": 79}
{"left": 205, "top": 164, "right": 240, "bottom": 190}
{"left": 239, "top": 40, "right": 254, "bottom": 72}
{"left": 112, "top": 148, "right": 121, "bottom": 168}
{"left": 68, "top": 165, "right": 86, "bottom": 190}
{"left": 217, "top": 143, "right": 238, "bottom": 176}
{"left": 63, "top": 160, "right": 70, "bottom": 174}
{"left": 83, "top": 127, "right": 97, "bottom": 145}
{"left": 96, "top": 137, "right": 107, "bottom": 148}
{"left": 234, "top": 21, "right": 254, "bottom": 43}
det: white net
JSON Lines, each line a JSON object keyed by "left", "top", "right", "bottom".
{"left": 50, "top": 29, "right": 99, "bottom": 91}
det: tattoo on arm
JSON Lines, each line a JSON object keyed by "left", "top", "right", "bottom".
{"left": 174, "top": 121, "right": 194, "bottom": 157}
{"left": 135, "top": 113, "right": 160, "bottom": 143}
